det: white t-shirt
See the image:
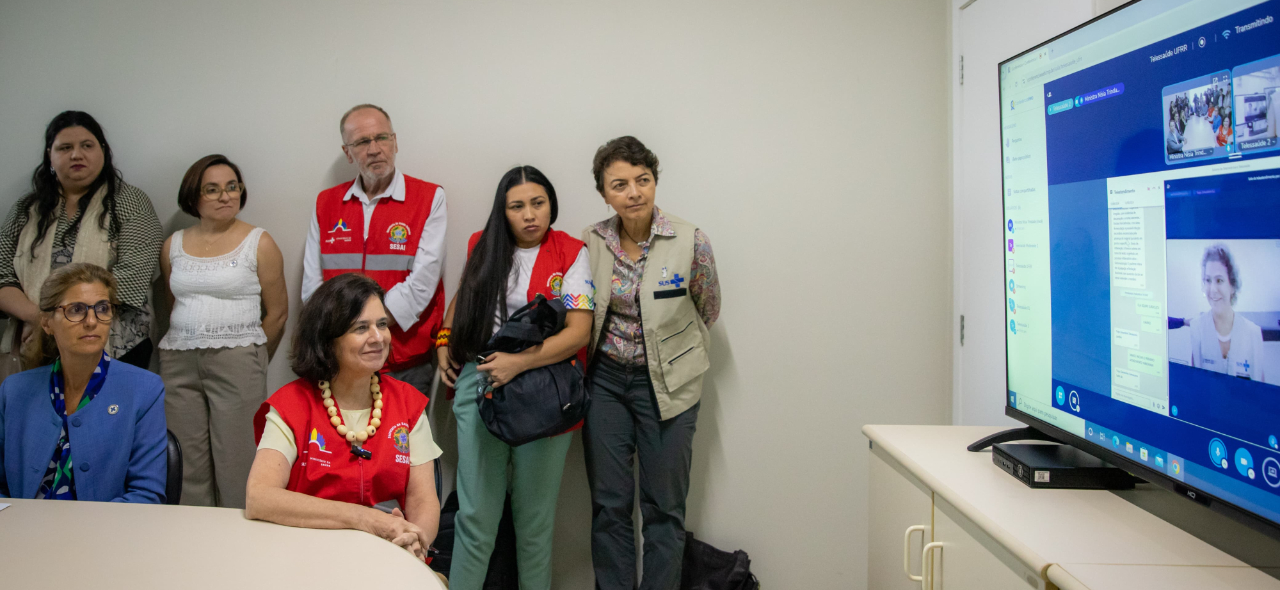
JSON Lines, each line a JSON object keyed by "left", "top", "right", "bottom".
{"left": 495, "top": 246, "right": 594, "bottom": 333}
{"left": 1189, "top": 311, "right": 1266, "bottom": 382}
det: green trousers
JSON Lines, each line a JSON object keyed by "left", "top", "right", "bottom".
{"left": 450, "top": 363, "right": 572, "bottom": 590}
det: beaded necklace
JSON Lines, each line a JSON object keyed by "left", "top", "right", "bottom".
{"left": 319, "top": 374, "right": 383, "bottom": 459}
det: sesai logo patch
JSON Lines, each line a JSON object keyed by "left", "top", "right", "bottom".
{"left": 387, "top": 222, "right": 411, "bottom": 251}
{"left": 391, "top": 425, "right": 411, "bottom": 454}
{"left": 548, "top": 273, "right": 564, "bottom": 297}
{"left": 387, "top": 222, "right": 411, "bottom": 244}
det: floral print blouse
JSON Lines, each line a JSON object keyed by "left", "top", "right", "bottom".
{"left": 593, "top": 208, "right": 720, "bottom": 367}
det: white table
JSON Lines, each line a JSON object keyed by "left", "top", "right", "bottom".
{"left": 0, "top": 499, "right": 446, "bottom": 589}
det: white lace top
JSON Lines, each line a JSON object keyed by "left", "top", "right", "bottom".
{"left": 159, "top": 227, "right": 268, "bottom": 351}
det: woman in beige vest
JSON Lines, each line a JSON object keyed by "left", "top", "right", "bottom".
{"left": 0, "top": 111, "right": 163, "bottom": 370}
{"left": 582, "top": 136, "right": 721, "bottom": 590}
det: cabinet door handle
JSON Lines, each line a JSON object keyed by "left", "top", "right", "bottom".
{"left": 921, "top": 541, "right": 944, "bottom": 590}
{"left": 903, "top": 525, "right": 930, "bottom": 581}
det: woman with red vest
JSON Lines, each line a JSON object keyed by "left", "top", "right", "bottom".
{"left": 435, "top": 166, "right": 594, "bottom": 589}
{"left": 245, "top": 273, "right": 443, "bottom": 564}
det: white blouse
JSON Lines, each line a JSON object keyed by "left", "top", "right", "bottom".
{"left": 159, "top": 228, "right": 268, "bottom": 350}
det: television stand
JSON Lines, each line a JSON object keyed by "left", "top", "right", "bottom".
{"left": 966, "top": 425, "right": 1059, "bottom": 452}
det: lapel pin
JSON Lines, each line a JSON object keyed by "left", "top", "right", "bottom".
{"left": 108, "top": 404, "right": 119, "bottom": 415}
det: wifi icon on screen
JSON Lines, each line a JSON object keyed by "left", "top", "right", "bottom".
{"left": 1223, "top": 29, "right": 1231, "bottom": 39}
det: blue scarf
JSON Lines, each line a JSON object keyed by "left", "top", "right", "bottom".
{"left": 37, "top": 353, "right": 111, "bottom": 500}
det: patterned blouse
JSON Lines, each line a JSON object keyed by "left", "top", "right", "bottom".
{"left": 0, "top": 182, "right": 163, "bottom": 356}
{"left": 594, "top": 208, "right": 720, "bottom": 367}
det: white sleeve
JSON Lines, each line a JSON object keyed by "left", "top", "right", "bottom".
{"left": 301, "top": 209, "right": 323, "bottom": 304}
{"left": 561, "top": 247, "right": 595, "bottom": 310}
{"left": 256, "top": 407, "right": 299, "bottom": 466}
{"left": 408, "top": 410, "right": 444, "bottom": 466}
{"left": 384, "top": 188, "right": 447, "bottom": 330}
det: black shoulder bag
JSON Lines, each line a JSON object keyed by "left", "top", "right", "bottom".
{"left": 477, "top": 294, "right": 590, "bottom": 446}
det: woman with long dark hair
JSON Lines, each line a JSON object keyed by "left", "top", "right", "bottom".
{"left": 0, "top": 111, "right": 163, "bottom": 370}
{"left": 435, "top": 165, "right": 594, "bottom": 589}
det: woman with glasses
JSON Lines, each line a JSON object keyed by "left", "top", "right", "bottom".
{"left": 157, "top": 154, "right": 287, "bottom": 508}
{"left": 0, "top": 263, "right": 168, "bottom": 503}
{"left": 0, "top": 111, "right": 163, "bottom": 371}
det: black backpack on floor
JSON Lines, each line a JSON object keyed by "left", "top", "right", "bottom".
{"left": 681, "top": 532, "right": 759, "bottom": 590}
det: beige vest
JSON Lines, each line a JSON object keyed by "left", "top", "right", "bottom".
{"left": 584, "top": 211, "right": 710, "bottom": 420}
{"left": 1, "top": 186, "right": 114, "bottom": 354}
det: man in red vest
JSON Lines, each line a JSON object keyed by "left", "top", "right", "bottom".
{"left": 301, "top": 104, "right": 446, "bottom": 396}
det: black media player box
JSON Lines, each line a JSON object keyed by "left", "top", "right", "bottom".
{"left": 992, "top": 443, "right": 1139, "bottom": 490}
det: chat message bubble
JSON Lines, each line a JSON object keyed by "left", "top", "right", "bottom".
{"left": 1114, "top": 327, "right": 1141, "bottom": 349}
{"left": 1109, "top": 208, "right": 1146, "bottom": 289}
{"left": 1136, "top": 299, "right": 1163, "bottom": 317}
{"left": 1115, "top": 367, "right": 1142, "bottom": 390}
{"left": 1128, "top": 350, "right": 1165, "bottom": 377}
{"left": 1120, "top": 289, "right": 1152, "bottom": 300}
{"left": 1140, "top": 316, "right": 1163, "bottom": 333}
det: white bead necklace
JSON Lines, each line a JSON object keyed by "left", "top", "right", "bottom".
{"left": 319, "top": 374, "right": 383, "bottom": 458}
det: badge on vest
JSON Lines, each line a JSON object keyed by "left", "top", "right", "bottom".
{"left": 547, "top": 272, "right": 564, "bottom": 298}
{"left": 389, "top": 422, "right": 412, "bottom": 464}
{"left": 329, "top": 219, "right": 351, "bottom": 233}
{"left": 387, "top": 222, "right": 411, "bottom": 251}
{"left": 655, "top": 273, "right": 687, "bottom": 299}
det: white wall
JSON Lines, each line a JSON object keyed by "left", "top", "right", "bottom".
{"left": 0, "top": 1, "right": 952, "bottom": 586}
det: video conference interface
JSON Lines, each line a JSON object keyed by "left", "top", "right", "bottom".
{"left": 1003, "top": 0, "right": 1280, "bottom": 524}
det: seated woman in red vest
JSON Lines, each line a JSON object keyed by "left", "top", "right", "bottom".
{"left": 245, "top": 273, "right": 442, "bottom": 561}
{"left": 434, "top": 165, "right": 593, "bottom": 589}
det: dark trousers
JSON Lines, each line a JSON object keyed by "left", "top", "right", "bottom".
{"left": 584, "top": 356, "right": 699, "bottom": 590}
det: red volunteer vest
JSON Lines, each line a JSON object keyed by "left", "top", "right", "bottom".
{"left": 253, "top": 375, "right": 429, "bottom": 508}
{"left": 316, "top": 175, "right": 445, "bottom": 371}
{"left": 460, "top": 230, "right": 589, "bottom": 435}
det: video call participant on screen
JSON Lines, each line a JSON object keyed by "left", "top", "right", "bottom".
{"left": 158, "top": 155, "right": 288, "bottom": 509}
{"left": 0, "top": 111, "right": 163, "bottom": 372}
{"left": 0, "top": 263, "right": 168, "bottom": 503}
{"left": 301, "top": 104, "right": 447, "bottom": 397}
{"left": 1188, "top": 244, "right": 1265, "bottom": 382}
{"left": 582, "top": 136, "right": 720, "bottom": 590}
{"left": 1167, "top": 120, "right": 1186, "bottom": 154}
{"left": 246, "top": 274, "right": 442, "bottom": 561}
{"left": 435, "top": 166, "right": 594, "bottom": 590}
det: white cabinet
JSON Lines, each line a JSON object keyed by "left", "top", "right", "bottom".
{"left": 868, "top": 453, "right": 934, "bottom": 590}
{"left": 927, "top": 497, "right": 1042, "bottom": 590}
{"left": 865, "top": 425, "right": 1279, "bottom": 590}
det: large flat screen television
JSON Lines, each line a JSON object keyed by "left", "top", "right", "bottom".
{"left": 1001, "top": 0, "right": 1280, "bottom": 538}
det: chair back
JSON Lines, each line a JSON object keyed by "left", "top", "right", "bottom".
{"left": 165, "top": 429, "right": 183, "bottom": 505}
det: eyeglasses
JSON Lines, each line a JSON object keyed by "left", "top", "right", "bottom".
{"left": 47, "top": 300, "right": 114, "bottom": 323}
{"left": 201, "top": 182, "right": 244, "bottom": 200}
{"left": 344, "top": 133, "right": 396, "bottom": 153}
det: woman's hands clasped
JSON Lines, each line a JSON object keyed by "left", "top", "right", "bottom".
{"left": 367, "top": 507, "right": 429, "bottom": 562}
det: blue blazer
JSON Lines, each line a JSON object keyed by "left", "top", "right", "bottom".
{"left": 0, "top": 361, "right": 167, "bottom": 503}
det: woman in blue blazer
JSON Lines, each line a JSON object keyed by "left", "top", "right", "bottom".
{"left": 0, "top": 263, "right": 167, "bottom": 503}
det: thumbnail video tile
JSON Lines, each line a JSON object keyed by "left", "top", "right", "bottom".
{"left": 1164, "top": 70, "right": 1234, "bottom": 164}
{"left": 1232, "top": 54, "right": 1280, "bottom": 156}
